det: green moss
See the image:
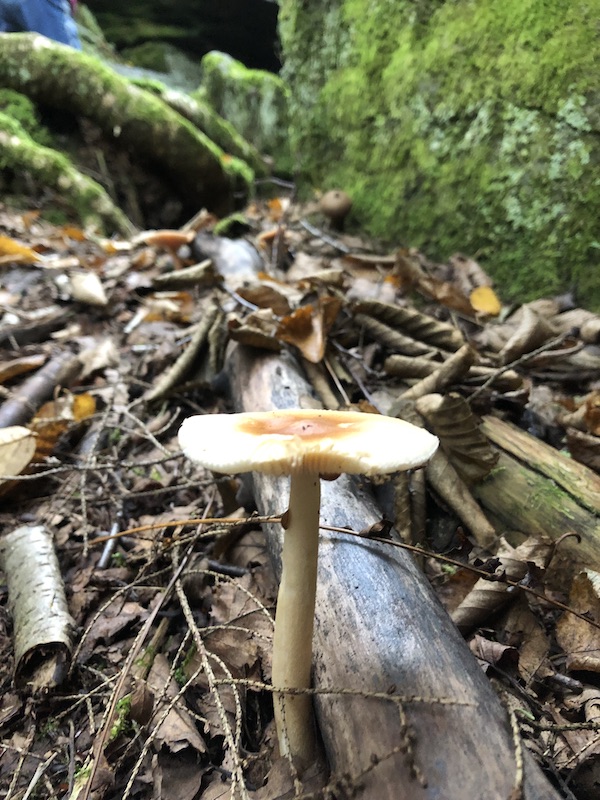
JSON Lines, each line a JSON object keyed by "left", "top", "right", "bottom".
{"left": 0, "top": 89, "right": 53, "bottom": 146}
{"left": 213, "top": 211, "right": 251, "bottom": 237}
{"left": 280, "top": 0, "right": 600, "bottom": 306}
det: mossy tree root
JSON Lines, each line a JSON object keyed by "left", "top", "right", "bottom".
{"left": 0, "top": 33, "right": 253, "bottom": 215}
{"left": 0, "top": 112, "right": 135, "bottom": 234}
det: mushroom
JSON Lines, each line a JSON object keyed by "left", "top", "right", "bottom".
{"left": 319, "top": 189, "right": 352, "bottom": 230}
{"left": 178, "top": 408, "right": 438, "bottom": 772}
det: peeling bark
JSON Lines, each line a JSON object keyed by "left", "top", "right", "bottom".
{"left": 0, "top": 525, "right": 74, "bottom": 689}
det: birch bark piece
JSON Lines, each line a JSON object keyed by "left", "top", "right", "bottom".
{"left": 227, "top": 346, "right": 558, "bottom": 800}
{"left": 0, "top": 525, "right": 74, "bottom": 689}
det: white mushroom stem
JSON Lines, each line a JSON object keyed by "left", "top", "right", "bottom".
{"left": 272, "top": 470, "right": 320, "bottom": 771}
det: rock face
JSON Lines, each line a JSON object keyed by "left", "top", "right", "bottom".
{"left": 279, "top": 0, "right": 600, "bottom": 306}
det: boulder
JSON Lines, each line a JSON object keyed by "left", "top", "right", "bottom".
{"left": 279, "top": 0, "right": 600, "bottom": 306}
{"left": 198, "top": 51, "right": 291, "bottom": 173}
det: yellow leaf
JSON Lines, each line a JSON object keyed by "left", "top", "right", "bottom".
{"left": 0, "top": 234, "right": 42, "bottom": 264}
{"left": 470, "top": 285, "right": 502, "bottom": 316}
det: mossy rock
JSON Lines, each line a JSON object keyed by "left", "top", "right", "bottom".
{"left": 197, "top": 51, "right": 292, "bottom": 173}
{"left": 279, "top": 0, "right": 600, "bottom": 307}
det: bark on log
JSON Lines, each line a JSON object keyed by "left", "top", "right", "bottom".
{"left": 476, "top": 416, "right": 600, "bottom": 570}
{"left": 227, "top": 346, "right": 559, "bottom": 800}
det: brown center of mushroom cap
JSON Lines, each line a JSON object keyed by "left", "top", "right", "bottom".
{"left": 237, "top": 411, "right": 359, "bottom": 442}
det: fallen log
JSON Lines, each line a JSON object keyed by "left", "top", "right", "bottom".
{"left": 476, "top": 416, "right": 600, "bottom": 570}
{"left": 227, "top": 346, "right": 558, "bottom": 800}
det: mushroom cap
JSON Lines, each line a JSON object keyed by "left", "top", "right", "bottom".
{"left": 319, "top": 190, "right": 352, "bottom": 221}
{"left": 179, "top": 409, "right": 438, "bottom": 477}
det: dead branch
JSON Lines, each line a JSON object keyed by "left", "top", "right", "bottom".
{"left": 0, "top": 350, "right": 81, "bottom": 428}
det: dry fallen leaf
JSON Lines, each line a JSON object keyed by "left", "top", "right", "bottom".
{"left": 236, "top": 282, "right": 292, "bottom": 316}
{"left": 499, "top": 596, "right": 553, "bottom": 683}
{"left": 0, "top": 234, "right": 43, "bottom": 264}
{"left": 556, "top": 570, "right": 600, "bottom": 673}
{"left": 415, "top": 393, "right": 498, "bottom": 484}
{"left": 499, "top": 305, "right": 556, "bottom": 364}
{"left": 470, "top": 285, "right": 502, "bottom": 317}
{"left": 0, "top": 426, "right": 36, "bottom": 491}
{"left": 470, "top": 634, "right": 519, "bottom": 672}
{"left": 228, "top": 309, "right": 282, "bottom": 352}
{"left": 147, "top": 654, "right": 207, "bottom": 755}
{"left": 0, "top": 354, "right": 46, "bottom": 384}
{"left": 277, "top": 296, "right": 342, "bottom": 363}
{"left": 451, "top": 537, "right": 553, "bottom": 633}
{"left": 30, "top": 393, "right": 96, "bottom": 459}
{"left": 69, "top": 270, "right": 108, "bottom": 306}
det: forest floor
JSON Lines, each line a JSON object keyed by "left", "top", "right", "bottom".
{"left": 0, "top": 190, "right": 600, "bottom": 800}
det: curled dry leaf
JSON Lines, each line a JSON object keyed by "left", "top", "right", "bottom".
{"left": 228, "top": 308, "right": 282, "bottom": 352}
{"left": 399, "top": 345, "right": 476, "bottom": 402}
{"left": 552, "top": 307, "right": 599, "bottom": 335}
{"left": 556, "top": 570, "right": 600, "bottom": 673}
{"left": 424, "top": 447, "right": 497, "bottom": 548}
{"left": 499, "top": 597, "right": 553, "bottom": 683}
{"left": 581, "top": 317, "right": 600, "bottom": 343}
{"left": 151, "top": 258, "right": 220, "bottom": 290}
{"left": 277, "top": 295, "right": 342, "bottom": 363}
{"left": 522, "top": 342, "right": 600, "bottom": 383}
{"left": 235, "top": 282, "right": 293, "bottom": 316}
{"left": 355, "top": 313, "right": 435, "bottom": 356}
{"left": 551, "top": 686, "right": 600, "bottom": 789}
{"left": 470, "top": 634, "right": 519, "bottom": 672}
{"left": 0, "top": 353, "right": 46, "bottom": 383}
{"left": 417, "top": 274, "right": 475, "bottom": 315}
{"left": 126, "top": 291, "right": 195, "bottom": 332}
{"left": 451, "top": 537, "right": 553, "bottom": 634}
{"left": 499, "top": 305, "right": 556, "bottom": 364}
{"left": 415, "top": 393, "right": 498, "bottom": 484}
{"left": 448, "top": 252, "right": 493, "bottom": 293}
{"left": 353, "top": 299, "right": 464, "bottom": 351}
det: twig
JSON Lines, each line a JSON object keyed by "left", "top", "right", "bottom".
{"left": 469, "top": 331, "right": 575, "bottom": 401}
{"left": 299, "top": 219, "right": 351, "bottom": 253}
{"left": 0, "top": 350, "right": 80, "bottom": 427}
